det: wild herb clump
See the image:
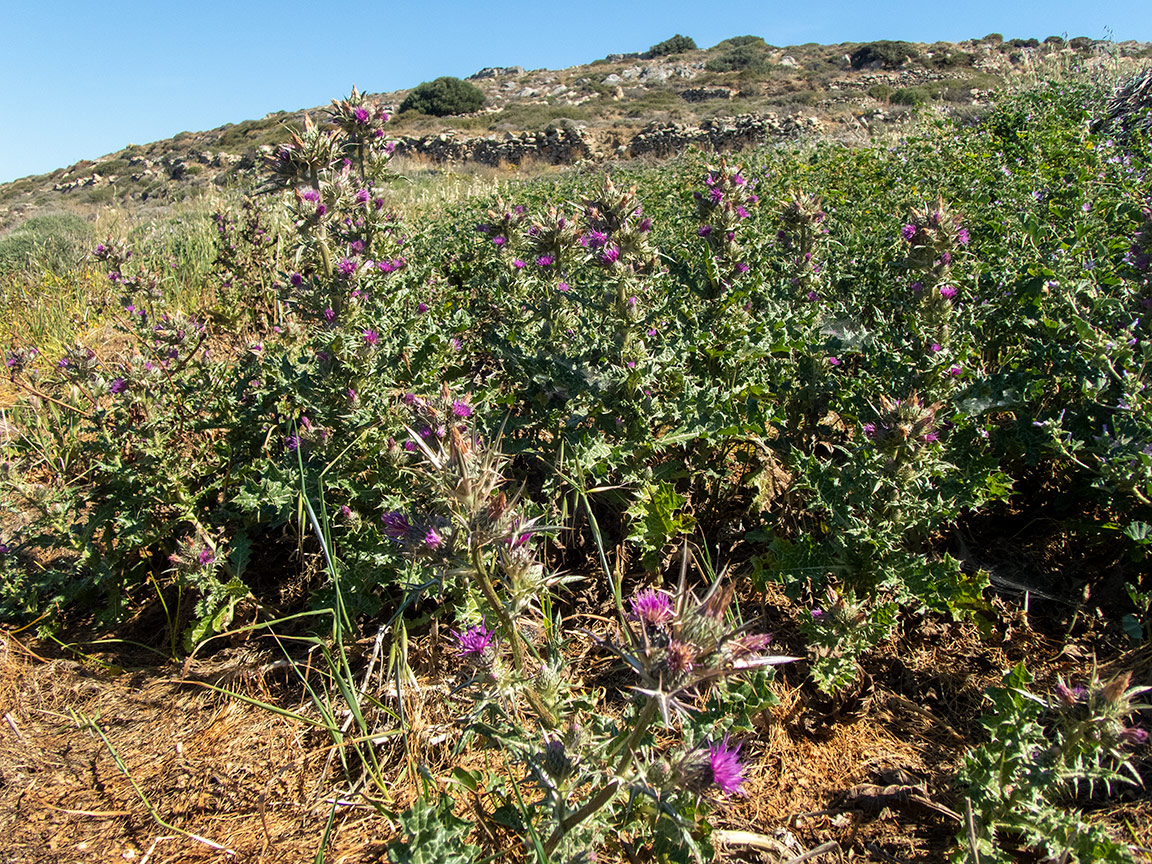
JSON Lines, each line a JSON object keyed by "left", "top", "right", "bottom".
{"left": 398, "top": 76, "right": 485, "bottom": 117}
{"left": 644, "top": 34, "right": 697, "bottom": 59}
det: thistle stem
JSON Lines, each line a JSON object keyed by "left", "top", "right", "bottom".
{"left": 542, "top": 695, "right": 659, "bottom": 855}
{"left": 470, "top": 545, "right": 558, "bottom": 728}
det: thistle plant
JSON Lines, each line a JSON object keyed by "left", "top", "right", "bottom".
{"left": 328, "top": 85, "right": 392, "bottom": 182}
{"left": 580, "top": 175, "right": 657, "bottom": 277}
{"left": 524, "top": 204, "right": 581, "bottom": 275}
{"left": 956, "top": 664, "right": 1149, "bottom": 864}
{"left": 777, "top": 191, "right": 827, "bottom": 298}
{"left": 862, "top": 392, "right": 942, "bottom": 480}
{"left": 693, "top": 156, "right": 759, "bottom": 284}
{"left": 900, "top": 196, "right": 969, "bottom": 347}
{"left": 474, "top": 199, "right": 528, "bottom": 256}
{"left": 266, "top": 112, "right": 343, "bottom": 192}
{"left": 384, "top": 393, "right": 797, "bottom": 859}
{"left": 798, "top": 587, "right": 888, "bottom": 694}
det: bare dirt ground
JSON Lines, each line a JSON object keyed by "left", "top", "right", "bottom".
{"left": 3, "top": 581, "right": 1149, "bottom": 864}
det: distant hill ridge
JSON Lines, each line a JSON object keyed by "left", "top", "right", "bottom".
{"left": 2, "top": 34, "right": 1149, "bottom": 230}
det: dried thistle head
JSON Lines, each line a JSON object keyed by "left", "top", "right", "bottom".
{"left": 864, "top": 392, "right": 942, "bottom": 458}
{"left": 266, "top": 113, "right": 344, "bottom": 187}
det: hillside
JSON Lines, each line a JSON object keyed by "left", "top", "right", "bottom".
{"left": 2, "top": 33, "right": 1150, "bottom": 232}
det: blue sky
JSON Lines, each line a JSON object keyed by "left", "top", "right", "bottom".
{"left": 1, "top": 0, "right": 1149, "bottom": 185}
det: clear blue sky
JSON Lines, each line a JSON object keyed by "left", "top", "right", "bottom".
{"left": 2, "top": 0, "right": 1148, "bottom": 185}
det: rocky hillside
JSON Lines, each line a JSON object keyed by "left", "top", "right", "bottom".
{"left": 1, "top": 34, "right": 1149, "bottom": 231}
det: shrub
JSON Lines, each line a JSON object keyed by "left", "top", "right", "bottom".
{"left": 643, "top": 34, "right": 696, "bottom": 58}
{"left": 1008, "top": 37, "right": 1040, "bottom": 49}
{"left": 850, "top": 40, "right": 917, "bottom": 69}
{"left": 982, "top": 33, "right": 1004, "bottom": 45}
{"left": 711, "top": 35, "right": 766, "bottom": 51}
{"left": 398, "top": 77, "right": 486, "bottom": 117}
{"left": 869, "top": 83, "right": 894, "bottom": 102}
{"left": 706, "top": 42, "right": 773, "bottom": 74}
{"left": 890, "top": 86, "right": 930, "bottom": 106}
{"left": 1068, "top": 36, "right": 1094, "bottom": 51}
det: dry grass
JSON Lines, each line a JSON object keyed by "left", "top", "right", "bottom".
{"left": 3, "top": 579, "right": 1148, "bottom": 863}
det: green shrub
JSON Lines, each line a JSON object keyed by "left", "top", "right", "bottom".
{"left": 706, "top": 42, "right": 773, "bottom": 74}
{"left": 398, "top": 77, "right": 486, "bottom": 117}
{"left": 1008, "top": 37, "right": 1040, "bottom": 48}
{"left": 643, "top": 34, "right": 696, "bottom": 58}
{"left": 850, "top": 40, "right": 917, "bottom": 70}
{"left": 890, "top": 86, "right": 929, "bottom": 106}
{"left": 94, "top": 159, "right": 130, "bottom": 176}
{"left": 1068, "top": 36, "right": 1094, "bottom": 51}
{"left": 869, "top": 83, "right": 894, "bottom": 102}
{"left": 710, "top": 35, "right": 766, "bottom": 51}
{"left": 982, "top": 33, "right": 1004, "bottom": 45}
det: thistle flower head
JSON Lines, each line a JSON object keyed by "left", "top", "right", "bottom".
{"left": 629, "top": 589, "right": 673, "bottom": 626}
{"left": 453, "top": 620, "right": 496, "bottom": 658}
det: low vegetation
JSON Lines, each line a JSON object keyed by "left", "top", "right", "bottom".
{"left": 1, "top": 55, "right": 1150, "bottom": 864}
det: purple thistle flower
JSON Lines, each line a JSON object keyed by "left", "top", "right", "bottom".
{"left": 536, "top": 255, "right": 553, "bottom": 267}
{"left": 587, "top": 229, "right": 608, "bottom": 248}
{"left": 355, "top": 189, "right": 370, "bottom": 204}
{"left": 698, "top": 225, "right": 713, "bottom": 237}
{"left": 424, "top": 526, "right": 443, "bottom": 549}
{"left": 557, "top": 282, "right": 570, "bottom": 292}
{"left": 911, "top": 281, "right": 924, "bottom": 294}
{"left": 416, "top": 302, "right": 428, "bottom": 314}
{"left": 949, "top": 365, "right": 962, "bottom": 376}
{"left": 492, "top": 235, "right": 506, "bottom": 247}
{"left": 451, "top": 399, "right": 472, "bottom": 418}
{"left": 315, "top": 204, "right": 327, "bottom": 216}
{"left": 1120, "top": 726, "right": 1149, "bottom": 746}
{"left": 629, "top": 589, "right": 673, "bottom": 625}
{"left": 290, "top": 272, "right": 303, "bottom": 287}
{"left": 362, "top": 329, "right": 379, "bottom": 345}
{"left": 957, "top": 227, "right": 970, "bottom": 246}
{"left": 302, "top": 188, "right": 320, "bottom": 203}
{"left": 198, "top": 547, "right": 216, "bottom": 567}
{"left": 381, "top": 511, "right": 412, "bottom": 541}
{"left": 453, "top": 621, "right": 495, "bottom": 658}
{"left": 940, "top": 285, "right": 958, "bottom": 300}
{"left": 709, "top": 188, "right": 724, "bottom": 204}
{"left": 901, "top": 224, "right": 917, "bottom": 241}
{"left": 930, "top": 343, "right": 942, "bottom": 353}
{"left": 827, "top": 356, "right": 840, "bottom": 366}
{"left": 735, "top": 262, "right": 750, "bottom": 274}
{"left": 637, "top": 217, "right": 652, "bottom": 232}
{"left": 863, "top": 422, "right": 877, "bottom": 439}
{"left": 705, "top": 735, "right": 746, "bottom": 795}
{"left": 337, "top": 258, "right": 356, "bottom": 279}
{"left": 600, "top": 246, "right": 620, "bottom": 264}
{"left": 353, "top": 106, "right": 370, "bottom": 124}
{"left": 513, "top": 259, "right": 526, "bottom": 269}
{"left": 109, "top": 377, "right": 127, "bottom": 394}
{"left": 285, "top": 434, "right": 300, "bottom": 451}
{"left": 324, "top": 308, "right": 335, "bottom": 322}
